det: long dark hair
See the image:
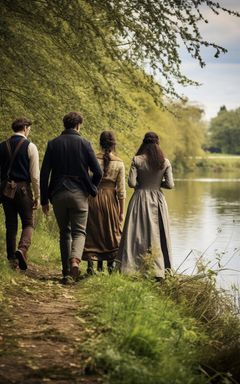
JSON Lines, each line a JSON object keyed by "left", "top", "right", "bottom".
{"left": 136, "top": 132, "right": 165, "bottom": 171}
{"left": 100, "top": 131, "right": 116, "bottom": 176}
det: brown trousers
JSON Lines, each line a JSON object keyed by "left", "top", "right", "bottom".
{"left": 2, "top": 183, "right": 34, "bottom": 260}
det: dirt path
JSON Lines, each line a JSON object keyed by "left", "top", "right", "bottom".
{"left": 0, "top": 265, "right": 101, "bottom": 384}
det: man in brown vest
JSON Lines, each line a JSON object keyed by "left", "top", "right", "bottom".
{"left": 0, "top": 118, "right": 40, "bottom": 270}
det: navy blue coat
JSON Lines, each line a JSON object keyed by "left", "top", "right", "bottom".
{"left": 40, "top": 129, "right": 102, "bottom": 205}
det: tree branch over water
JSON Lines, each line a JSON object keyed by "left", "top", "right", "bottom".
{"left": 0, "top": 0, "right": 239, "bottom": 142}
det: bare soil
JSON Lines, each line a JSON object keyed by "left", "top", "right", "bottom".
{"left": 0, "top": 265, "right": 101, "bottom": 384}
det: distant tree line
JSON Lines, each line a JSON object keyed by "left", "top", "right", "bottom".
{"left": 207, "top": 106, "right": 240, "bottom": 155}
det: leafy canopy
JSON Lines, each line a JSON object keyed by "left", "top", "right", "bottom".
{"left": 0, "top": 0, "right": 238, "bottom": 159}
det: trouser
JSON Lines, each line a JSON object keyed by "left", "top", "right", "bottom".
{"left": 2, "top": 183, "right": 34, "bottom": 260}
{"left": 52, "top": 188, "right": 89, "bottom": 277}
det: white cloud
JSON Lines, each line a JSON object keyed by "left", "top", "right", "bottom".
{"left": 176, "top": 63, "right": 240, "bottom": 120}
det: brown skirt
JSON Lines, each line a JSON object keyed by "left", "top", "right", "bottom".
{"left": 83, "top": 186, "right": 121, "bottom": 261}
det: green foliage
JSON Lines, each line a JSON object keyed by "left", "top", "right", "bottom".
{"left": 163, "top": 273, "right": 240, "bottom": 380}
{"left": 30, "top": 211, "right": 59, "bottom": 266}
{"left": 0, "top": 0, "right": 238, "bottom": 166}
{"left": 1, "top": 0, "right": 239, "bottom": 118}
{"left": 85, "top": 0, "right": 239, "bottom": 95}
{"left": 77, "top": 273, "right": 240, "bottom": 383}
{"left": 79, "top": 274, "right": 209, "bottom": 384}
{"left": 208, "top": 107, "right": 240, "bottom": 155}
{"left": 0, "top": 0, "right": 143, "bottom": 153}
{"left": 115, "top": 91, "right": 206, "bottom": 170}
{"left": 1, "top": 207, "right": 240, "bottom": 382}
{"left": 170, "top": 101, "right": 206, "bottom": 171}
{"left": 196, "top": 154, "right": 240, "bottom": 172}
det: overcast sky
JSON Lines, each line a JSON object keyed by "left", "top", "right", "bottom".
{"left": 175, "top": 0, "right": 240, "bottom": 121}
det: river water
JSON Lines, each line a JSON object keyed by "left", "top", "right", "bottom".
{"left": 164, "top": 170, "right": 240, "bottom": 300}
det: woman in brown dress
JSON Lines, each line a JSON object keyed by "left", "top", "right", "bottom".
{"left": 118, "top": 132, "right": 174, "bottom": 280}
{"left": 83, "top": 131, "right": 126, "bottom": 273}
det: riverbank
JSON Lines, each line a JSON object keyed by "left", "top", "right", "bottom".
{"left": 0, "top": 253, "right": 240, "bottom": 383}
{"left": 195, "top": 154, "right": 240, "bottom": 172}
{"left": 0, "top": 208, "right": 240, "bottom": 383}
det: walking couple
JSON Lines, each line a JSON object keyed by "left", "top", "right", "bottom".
{"left": 0, "top": 111, "right": 174, "bottom": 283}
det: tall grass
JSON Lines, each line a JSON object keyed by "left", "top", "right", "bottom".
{"left": 29, "top": 211, "right": 59, "bottom": 266}
{"left": 1, "top": 208, "right": 239, "bottom": 382}
{"left": 76, "top": 267, "right": 240, "bottom": 384}
{"left": 77, "top": 274, "right": 212, "bottom": 384}
{"left": 162, "top": 273, "right": 240, "bottom": 380}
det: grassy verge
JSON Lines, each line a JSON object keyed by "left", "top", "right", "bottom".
{"left": 77, "top": 273, "right": 240, "bottom": 384}
{"left": 163, "top": 274, "right": 240, "bottom": 380}
{"left": 1, "top": 209, "right": 240, "bottom": 383}
{"left": 195, "top": 155, "right": 240, "bottom": 172}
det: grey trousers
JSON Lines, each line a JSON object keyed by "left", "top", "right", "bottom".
{"left": 52, "top": 188, "right": 88, "bottom": 276}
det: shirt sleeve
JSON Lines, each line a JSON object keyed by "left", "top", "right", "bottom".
{"left": 116, "top": 162, "right": 126, "bottom": 199}
{"left": 28, "top": 142, "right": 40, "bottom": 199}
{"left": 128, "top": 157, "right": 138, "bottom": 188}
{"left": 161, "top": 160, "right": 174, "bottom": 189}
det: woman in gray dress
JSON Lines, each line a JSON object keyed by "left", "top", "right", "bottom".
{"left": 118, "top": 132, "right": 174, "bottom": 279}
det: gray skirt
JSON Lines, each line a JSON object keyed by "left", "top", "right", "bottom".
{"left": 118, "top": 189, "right": 172, "bottom": 278}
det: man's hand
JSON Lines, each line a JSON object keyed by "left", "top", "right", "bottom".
{"left": 42, "top": 204, "right": 50, "bottom": 215}
{"left": 33, "top": 198, "right": 40, "bottom": 210}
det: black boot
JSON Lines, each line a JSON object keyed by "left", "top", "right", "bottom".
{"left": 97, "top": 260, "right": 103, "bottom": 272}
{"left": 87, "top": 260, "right": 94, "bottom": 275}
{"left": 107, "top": 260, "right": 115, "bottom": 274}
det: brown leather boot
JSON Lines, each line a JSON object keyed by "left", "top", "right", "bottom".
{"left": 15, "top": 226, "right": 33, "bottom": 270}
{"left": 69, "top": 258, "right": 80, "bottom": 281}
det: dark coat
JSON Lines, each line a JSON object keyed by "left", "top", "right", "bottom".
{"left": 40, "top": 129, "right": 102, "bottom": 205}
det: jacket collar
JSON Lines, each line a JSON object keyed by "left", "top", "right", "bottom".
{"left": 61, "top": 128, "right": 80, "bottom": 136}
{"left": 11, "top": 133, "right": 26, "bottom": 138}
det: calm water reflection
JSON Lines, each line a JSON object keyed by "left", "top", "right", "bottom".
{"left": 164, "top": 171, "right": 240, "bottom": 291}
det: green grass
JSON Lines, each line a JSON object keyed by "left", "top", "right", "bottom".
{"left": 0, "top": 258, "right": 16, "bottom": 302}
{"left": 77, "top": 274, "right": 222, "bottom": 384}
{"left": 30, "top": 212, "right": 59, "bottom": 266}
{"left": 75, "top": 271, "right": 240, "bottom": 384}
{"left": 196, "top": 155, "right": 240, "bottom": 172}
{"left": 1, "top": 209, "right": 240, "bottom": 383}
{"left": 163, "top": 273, "right": 240, "bottom": 380}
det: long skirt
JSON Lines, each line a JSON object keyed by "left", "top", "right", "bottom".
{"left": 83, "top": 186, "right": 121, "bottom": 262}
{"left": 118, "top": 189, "right": 172, "bottom": 278}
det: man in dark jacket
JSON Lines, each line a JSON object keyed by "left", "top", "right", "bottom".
{"left": 0, "top": 118, "right": 40, "bottom": 270}
{"left": 40, "top": 111, "right": 102, "bottom": 283}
